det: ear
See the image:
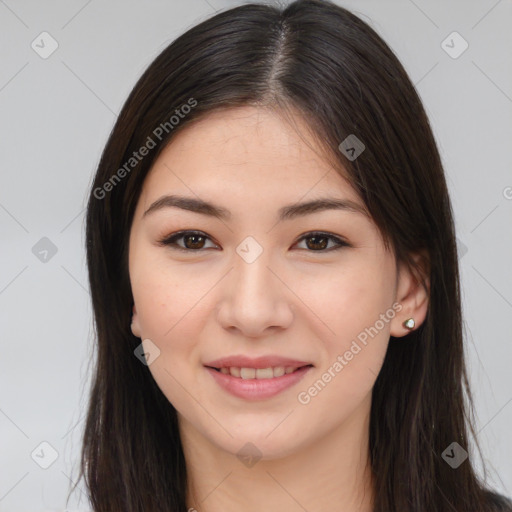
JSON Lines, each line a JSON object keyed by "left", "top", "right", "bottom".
{"left": 131, "top": 303, "right": 142, "bottom": 338}
{"left": 390, "top": 250, "right": 430, "bottom": 337}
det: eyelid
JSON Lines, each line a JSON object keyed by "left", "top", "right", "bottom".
{"left": 157, "top": 230, "right": 351, "bottom": 253}
{"left": 294, "top": 232, "right": 350, "bottom": 251}
{"left": 157, "top": 230, "right": 219, "bottom": 251}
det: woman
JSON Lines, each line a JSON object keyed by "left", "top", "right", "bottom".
{"left": 73, "top": 0, "right": 512, "bottom": 510}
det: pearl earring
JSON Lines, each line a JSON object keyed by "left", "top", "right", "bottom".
{"left": 403, "top": 318, "right": 415, "bottom": 330}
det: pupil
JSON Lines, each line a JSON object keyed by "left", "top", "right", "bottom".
{"left": 186, "top": 234, "right": 204, "bottom": 249}
{"left": 308, "top": 235, "right": 327, "bottom": 250}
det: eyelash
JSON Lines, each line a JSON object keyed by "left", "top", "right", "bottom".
{"left": 157, "top": 230, "right": 350, "bottom": 253}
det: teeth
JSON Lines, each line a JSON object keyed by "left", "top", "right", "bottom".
{"left": 273, "top": 366, "right": 285, "bottom": 377}
{"left": 256, "top": 368, "right": 273, "bottom": 379}
{"left": 217, "top": 366, "right": 303, "bottom": 379}
{"left": 240, "top": 368, "right": 256, "bottom": 379}
{"left": 230, "top": 367, "right": 240, "bottom": 377}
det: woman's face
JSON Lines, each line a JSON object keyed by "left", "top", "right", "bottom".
{"left": 129, "top": 105, "right": 410, "bottom": 460}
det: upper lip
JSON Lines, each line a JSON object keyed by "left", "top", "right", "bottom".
{"left": 204, "top": 355, "right": 313, "bottom": 369}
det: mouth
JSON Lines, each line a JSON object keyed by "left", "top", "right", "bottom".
{"left": 205, "top": 364, "right": 314, "bottom": 379}
{"left": 205, "top": 363, "right": 314, "bottom": 400}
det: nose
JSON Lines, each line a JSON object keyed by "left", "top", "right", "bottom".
{"left": 216, "top": 248, "right": 294, "bottom": 338}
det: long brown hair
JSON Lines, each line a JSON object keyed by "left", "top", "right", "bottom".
{"left": 72, "top": 1, "right": 512, "bottom": 510}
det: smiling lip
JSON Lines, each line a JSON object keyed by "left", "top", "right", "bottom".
{"left": 204, "top": 356, "right": 314, "bottom": 400}
{"left": 204, "top": 355, "right": 313, "bottom": 369}
{"left": 205, "top": 365, "right": 313, "bottom": 400}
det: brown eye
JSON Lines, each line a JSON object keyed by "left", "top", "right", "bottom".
{"left": 158, "top": 231, "right": 217, "bottom": 252}
{"left": 295, "top": 232, "right": 349, "bottom": 252}
{"left": 182, "top": 233, "right": 206, "bottom": 249}
{"left": 304, "top": 234, "right": 328, "bottom": 250}
{"left": 158, "top": 230, "right": 349, "bottom": 253}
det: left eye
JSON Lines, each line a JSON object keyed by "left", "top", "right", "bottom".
{"left": 157, "top": 230, "right": 349, "bottom": 252}
{"left": 295, "top": 232, "right": 349, "bottom": 251}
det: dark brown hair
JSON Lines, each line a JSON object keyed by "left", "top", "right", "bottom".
{"left": 72, "top": 1, "right": 511, "bottom": 510}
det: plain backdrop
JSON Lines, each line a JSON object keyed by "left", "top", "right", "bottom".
{"left": 0, "top": 0, "right": 511, "bottom": 510}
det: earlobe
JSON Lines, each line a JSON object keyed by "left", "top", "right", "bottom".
{"left": 131, "top": 304, "right": 141, "bottom": 338}
{"left": 391, "top": 251, "right": 430, "bottom": 338}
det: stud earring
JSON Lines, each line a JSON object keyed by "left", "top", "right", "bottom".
{"left": 403, "top": 318, "right": 415, "bottom": 330}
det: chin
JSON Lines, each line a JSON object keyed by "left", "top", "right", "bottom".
{"left": 213, "top": 427, "right": 306, "bottom": 462}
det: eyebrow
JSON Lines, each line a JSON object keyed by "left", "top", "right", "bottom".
{"left": 143, "top": 194, "right": 369, "bottom": 221}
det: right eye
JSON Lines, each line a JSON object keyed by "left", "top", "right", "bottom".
{"left": 157, "top": 230, "right": 219, "bottom": 252}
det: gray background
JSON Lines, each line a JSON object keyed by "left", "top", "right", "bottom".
{"left": 0, "top": 0, "right": 511, "bottom": 510}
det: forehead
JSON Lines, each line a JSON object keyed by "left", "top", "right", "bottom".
{"left": 141, "top": 105, "right": 362, "bottom": 205}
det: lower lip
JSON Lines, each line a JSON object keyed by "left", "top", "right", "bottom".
{"left": 205, "top": 365, "right": 313, "bottom": 400}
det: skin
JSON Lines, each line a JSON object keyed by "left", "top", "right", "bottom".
{"left": 129, "top": 106, "right": 429, "bottom": 512}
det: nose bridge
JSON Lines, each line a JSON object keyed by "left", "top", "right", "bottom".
{"left": 217, "top": 236, "right": 293, "bottom": 336}
{"left": 232, "top": 237, "right": 277, "bottom": 303}
{"left": 238, "top": 246, "right": 272, "bottom": 293}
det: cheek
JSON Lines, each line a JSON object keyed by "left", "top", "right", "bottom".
{"left": 294, "top": 271, "right": 392, "bottom": 425}
{"left": 131, "top": 264, "right": 208, "bottom": 409}
{"left": 292, "top": 259, "right": 394, "bottom": 413}
{"left": 131, "top": 261, "right": 218, "bottom": 411}
{"left": 131, "top": 251, "right": 210, "bottom": 340}
{"left": 293, "top": 258, "right": 395, "bottom": 346}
